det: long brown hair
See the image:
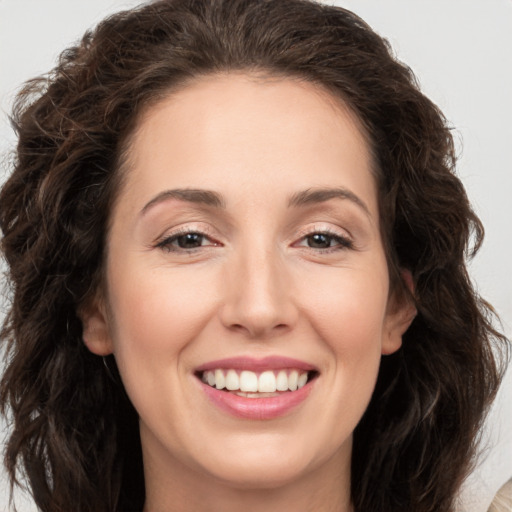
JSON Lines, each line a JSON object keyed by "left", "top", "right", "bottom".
{"left": 0, "top": 1, "right": 508, "bottom": 511}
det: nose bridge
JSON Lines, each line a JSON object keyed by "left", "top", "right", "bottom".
{"left": 221, "top": 236, "right": 296, "bottom": 338}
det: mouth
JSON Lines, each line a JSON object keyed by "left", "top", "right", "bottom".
{"left": 194, "top": 356, "right": 319, "bottom": 419}
{"left": 197, "top": 368, "right": 319, "bottom": 398}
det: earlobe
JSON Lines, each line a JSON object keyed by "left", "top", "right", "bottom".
{"left": 382, "top": 270, "right": 417, "bottom": 355}
{"left": 78, "top": 300, "right": 114, "bottom": 356}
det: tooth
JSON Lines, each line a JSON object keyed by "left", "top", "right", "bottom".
{"left": 288, "top": 370, "right": 298, "bottom": 391}
{"left": 204, "top": 367, "right": 310, "bottom": 393}
{"left": 239, "top": 371, "right": 258, "bottom": 392}
{"left": 225, "top": 369, "right": 240, "bottom": 391}
{"left": 258, "top": 371, "right": 277, "bottom": 392}
{"left": 215, "top": 369, "right": 225, "bottom": 389}
{"left": 276, "top": 370, "right": 288, "bottom": 391}
{"left": 242, "top": 392, "right": 279, "bottom": 398}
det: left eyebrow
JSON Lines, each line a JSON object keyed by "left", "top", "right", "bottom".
{"left": 287, "top": 187, "right": 371, "bottom": 217}
{"left": 140, "top": 188, "right": 226, "bottom": 216}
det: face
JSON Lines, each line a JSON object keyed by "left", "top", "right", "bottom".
{"left": 82, "top": 74, "right": 414, "bottom": 499}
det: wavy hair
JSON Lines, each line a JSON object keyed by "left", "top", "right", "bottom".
{"left": 0, "top": 1, "right": 508, "bottom": 511}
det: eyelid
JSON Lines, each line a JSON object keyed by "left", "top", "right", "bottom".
{"left": 293, "top": 223, "right": 353, "bottom": 241}
{"left": 153, "top": 223, "right": 222, "bottom": 251}
{"left": 291, "top": 224, "right": 355, "bottom": 251}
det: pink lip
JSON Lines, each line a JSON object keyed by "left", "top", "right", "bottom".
{"left": 195, "top": 356, "right": 318, "bottom": 420}
{"left": 195, "top": 355, "right": 317, "bottom": 373}
{"left": 199, "top": 379, "right": 315, "bottom": 420}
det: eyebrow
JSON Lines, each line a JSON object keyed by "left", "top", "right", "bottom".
{"left": 140, "top": 186, "right": 370, "bottom": 217}
{"left": 288, "top": 187, "right": 371, "bottom": 216}
{"left": 141, "top": 188, "right": 226, "bottom": 215}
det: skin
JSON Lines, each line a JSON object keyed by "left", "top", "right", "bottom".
{"left": 81, "top": 73, "right": 416, "bottom": 512}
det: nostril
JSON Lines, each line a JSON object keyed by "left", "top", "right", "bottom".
{"left": 228, "top": 322, "right": 291, "bottom": 339}
{"left": 229, "top": 323, "right": 246, "bottom": 334}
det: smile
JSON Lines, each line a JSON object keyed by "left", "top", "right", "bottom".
{"left": 200, "top": 369, "right": 311, "bottom": 396}
{"left": 195, "top": 356, "right": 319, "bottom": 419}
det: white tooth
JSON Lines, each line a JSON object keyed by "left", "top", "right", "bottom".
{"left": 225, "top": 369, "right": 240, "bottom": 391}
{"left": 239, "top": 370, "right": 258, "bottom": 392}
{"left": 207, "top": 371, "right": 215, "bottom": 387}
{"left": 288, "top": 370, "right": 299, "bottom": 391}
{"left": 297, "top": 372, "right": 308, "bottom": 389}
{"left": 258, "top": 371, "right": 277, "bottom": 392}
{"left": 276, "top": 370, "right": 289, "bottom": 391}
{"left": 215, "top": 369, "right": 225, "bottom": 389}
{"left": 242, "top": 392, "right": 279, "bottom": 398}
{"left": 201, "top": 372, "right": 208, "bottom": 383}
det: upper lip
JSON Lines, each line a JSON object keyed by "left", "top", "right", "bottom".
{"left": 195, "top": 356, "right": 318, "bottom": 373}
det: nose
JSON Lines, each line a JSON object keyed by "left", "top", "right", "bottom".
{"left": 219, "top": 245, "right": 298, "bottom": 339}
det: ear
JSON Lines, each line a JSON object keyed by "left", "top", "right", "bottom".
{"left": 78, "top": 298, "right": 114, "bottom": 356}
{"left": 381, "top": 269, "right": 417, "bottom": 355}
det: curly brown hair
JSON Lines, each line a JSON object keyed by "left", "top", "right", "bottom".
{"left": 0, "top": 1, "right": 508, "bottom": 511}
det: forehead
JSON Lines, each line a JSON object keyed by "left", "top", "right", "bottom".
{"left": 117, "top": 73, "right": 377, "bottom": 218}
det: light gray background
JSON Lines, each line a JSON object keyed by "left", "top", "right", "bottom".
{"left": 1, "top": 1, "right": 511, "bottom": 511}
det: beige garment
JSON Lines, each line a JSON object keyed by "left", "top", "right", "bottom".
{"left": 488, "top": 478, "right": 512, "bottom": 512}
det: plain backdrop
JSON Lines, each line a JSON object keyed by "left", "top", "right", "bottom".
{"left": 1, "top": 1, "right": 511, "bottom": 511}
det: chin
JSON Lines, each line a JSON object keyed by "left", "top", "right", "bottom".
{"left": 206, "top": 459, "right": 310, "bottom": 490}
{"left": 192, "top": 434, "right": 339, "bottom": 491}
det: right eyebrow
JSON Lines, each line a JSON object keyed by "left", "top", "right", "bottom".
{"left": 287, "top": 187, "right": 371, "bottom": 218}
{"left": 140, "top": 188, "right": 226, "bottom": 216}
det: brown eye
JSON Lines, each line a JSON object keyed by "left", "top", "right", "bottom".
{"left": 306, "top": 233, "right": 334, "bottom": 249}
{"left": 295, "top": 231, "right": 353, "bottom": 252}
{"left": 156, "top": 231, "right": 215, "bottom": 252}
{"left": 175, "top": 233, "right": 205, "bottom": 249}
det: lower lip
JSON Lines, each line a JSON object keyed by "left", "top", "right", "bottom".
{"left": 199, "top": 378, "right": 315, "bottom": 420}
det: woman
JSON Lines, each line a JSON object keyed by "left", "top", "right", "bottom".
{"left": 0, "top": 0, "right": 508, "bottom": 511}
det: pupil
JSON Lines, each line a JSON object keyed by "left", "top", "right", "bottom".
{"left": 177, "top": 233, "right": 203, "bottom": 248}
{"left": 308, "top": 233, "right": 331, "bottom": 248}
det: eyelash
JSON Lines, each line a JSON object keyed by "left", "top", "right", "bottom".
{"left": 154, "top": 227, "right": 354, "bottom": 254}
{"left": 294, "top": 228, "right": 354, "bottom": 253}
{"left": 155, "top": 228, "right": 220, "bottom": 253}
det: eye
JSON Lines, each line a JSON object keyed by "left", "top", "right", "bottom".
{"left": 296, "top": 231, "right": 353, "bottom": 251}
{"left": 306, "top": 233, "right": 336, "bottom": 249}
{"left": 155, "top": 231, "right": 219, "bottom": 252}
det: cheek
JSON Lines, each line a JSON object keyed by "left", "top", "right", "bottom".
{"left": 302, "top": 267, "right": 389, "bottom": 355}
{"left": 289, "top": 267, "right": 388, "bottom": 457}
{"left": 299, "top": 265, "right": 388, "bottom": 410}
{"left": 105, "top": 263, "right": 218, "bottom": 378}
{"left": 103, "top": 265, "right": 222, "bottom": 433}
